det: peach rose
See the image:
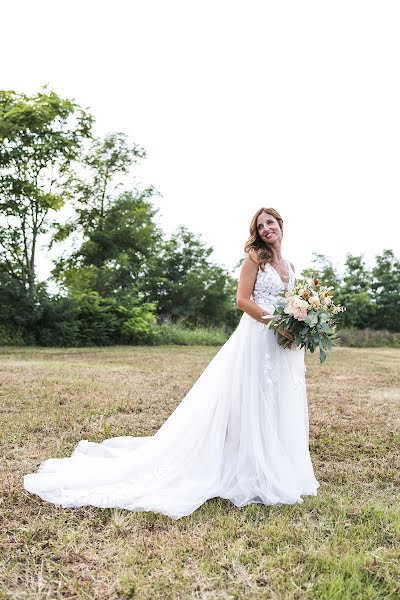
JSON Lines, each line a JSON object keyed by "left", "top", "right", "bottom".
{"left": 293, "top": 307, "right": 307, "bottom": 321}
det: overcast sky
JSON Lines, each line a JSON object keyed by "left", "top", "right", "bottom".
{"left": 2, "top": 0, "right": 400, "bottom": 278}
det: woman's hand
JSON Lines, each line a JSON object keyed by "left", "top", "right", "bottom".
{"left": 260, "top": 313, "right": 275, "bottom": 324}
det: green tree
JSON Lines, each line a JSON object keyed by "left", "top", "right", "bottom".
{"left": 0, "top": 88, "right": 92, "bottom": 301}
{"left": 339, "top": 254, "right": 375, "bottom": 328}
{"left": 52, "top": 133, "right": 161, "bottom": 297}
{"left": 371, "top": 249, "right": 400, "bottom": 331}
{"left": 0, "top": 265, "right": 33, "bottom": 337}
{"left": 145, "top": 226, "right": 238, "bottom": 327}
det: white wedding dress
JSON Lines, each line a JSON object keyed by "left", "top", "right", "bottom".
{"left": 24, "top": 260, "right": 320, "bottom": 519}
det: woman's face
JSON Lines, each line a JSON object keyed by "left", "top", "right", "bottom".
{"left": 256, "top": 212, "right": 282, "bottom": 244}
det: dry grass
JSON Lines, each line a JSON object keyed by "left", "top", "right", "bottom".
{"left": 0, "top": 346, "right": 399, "bottom": 599}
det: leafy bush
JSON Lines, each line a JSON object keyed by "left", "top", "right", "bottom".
{"left": 34, "top": 292, "right": 156, "bottom": 346}
{"left": 119, "top": 305, "right": 157, "bottom": 344}
{"left": 0, "top": 324, "right": 33, "bottom": 346}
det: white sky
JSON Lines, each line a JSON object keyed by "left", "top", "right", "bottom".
{"left": 2, "top": 0, "right": 400, "bottom": 278}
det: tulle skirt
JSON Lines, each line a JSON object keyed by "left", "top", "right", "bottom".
{"left": 24, "top": 313, "right": 320, "bottom": 520}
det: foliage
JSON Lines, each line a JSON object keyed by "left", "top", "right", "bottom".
{"left": 338, "top": 254, "right": 375, "bottom": 329}
{"left": 0, "top": 88, "right": 92, "bottom": 300}
{"left": 144, "top": 226, "right": 239, "bottom": 327}
{"left": 53, "top": 189, "right": 161, "bottom": 297}
{"left": 301, "top": 251, "right": 399, "bottom": 333}
{"left": 370, "top": 249, "right": 400, "bottom": 332}
{"left": 0, "top": 324, "right": 31, "bottom": 345}
{"left": 33, "top": 292, "right": 156, "bottom": 346}
{"left": 52, "top": 133, "right": 161, "bottom": 297}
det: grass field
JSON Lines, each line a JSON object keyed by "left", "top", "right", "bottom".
{"left": 0, "top": 346, "right": 399, "bottom": 599}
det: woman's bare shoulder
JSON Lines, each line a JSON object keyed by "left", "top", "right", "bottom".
{"left": 239, "top": 252, "right": 259, "bottom": 278}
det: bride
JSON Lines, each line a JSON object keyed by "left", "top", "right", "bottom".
{"left": 24, "top": 207, "right": 320, "bottom": 519}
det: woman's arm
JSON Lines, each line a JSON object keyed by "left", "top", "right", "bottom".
{"left": 236, "top": 254, "right": 274, "bottom": 324}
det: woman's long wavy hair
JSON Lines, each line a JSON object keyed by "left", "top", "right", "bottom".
{"left": 244, "top": 207, "right": 283, "bottom": 271}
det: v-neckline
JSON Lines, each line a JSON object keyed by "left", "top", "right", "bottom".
{"left": 268, "top": 260, "right": 290, "bottom": 288}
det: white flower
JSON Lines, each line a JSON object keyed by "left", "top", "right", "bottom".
{"left": 284, "top": 300, "right": 295, "bottom": 315}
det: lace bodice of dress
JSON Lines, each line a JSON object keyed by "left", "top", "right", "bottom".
{"left": 252, "top": 260, "right": 295, "bottom": 310}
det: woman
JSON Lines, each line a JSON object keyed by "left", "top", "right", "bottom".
{"left": 24, "top": 207, "right": 320, "bottom": 519}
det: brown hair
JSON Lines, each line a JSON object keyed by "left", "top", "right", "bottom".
{"left": 244, "top": 207, "right": 283, "bottom": 270}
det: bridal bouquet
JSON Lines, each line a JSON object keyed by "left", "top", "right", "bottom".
{"left": 263, "top": 277, "right": 346, "bottom": 363}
